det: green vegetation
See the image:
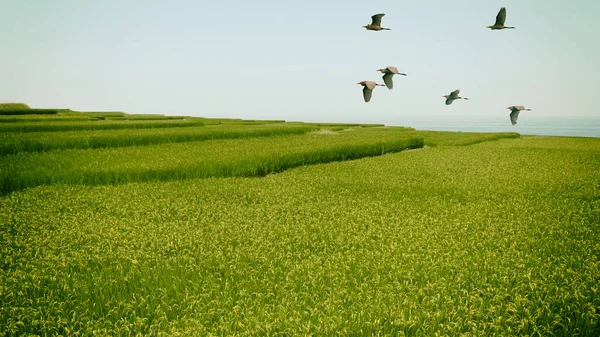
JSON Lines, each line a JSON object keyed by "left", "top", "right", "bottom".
{"left": 0, "top": 105, "right": 596, "bottom": 335}
{"left": 0, "top": 128, "right": 424, "bottom": 194}
{"left": 0, "top": 109, "right": 59, "bottom": 115}
{"left": 105, "top": 115, "right": 186, "bottom": 120}
{"left": 403, "top": 130, "right": 520, "bottom": 146}
{"left": 0, "top": 103, "right": 30, "bottom": 110}
{"left": 198, "top": 118, "right": 287, "bottom": 125}
{"left": 0, "top": 115, "right": 98, "bottom": 123}
{"left": 0, "top": 118, "right": 205, "bottom": 133}
{"left": 1, "top": 135, "right": 598, "bottom": 336}
{"left": 299, "top": 122, "right": 386, "bottom": 128}
{"left": 74, "top": 111, "right": 126, "bottom": 118}
{"left": 0, "top": 124, "right": 319, "bottom": 155}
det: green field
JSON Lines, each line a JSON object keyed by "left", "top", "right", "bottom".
{"left": 0, "top": 124, "right": 322, "bottom": 156}
{"left": 1, "top": 107, "right": 599, "bottom": 336}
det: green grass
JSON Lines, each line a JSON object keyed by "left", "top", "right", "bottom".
{"left": 67, "top": 111, "right": 127, "bottom": 118}
{"left": 0, "top": 109, "right": 58, "bottom": 115}
{"left": 402, "top": 130, "right": 520, "bottom": 146}
{"left": 0, "top": 115, "right": 98, "bottom": 123}
{"left": 1, "top": 136, "right": 598, "bottom": 336}
{"left": 105, "top": 115, "right": 187, "bottom": 120}
{"left": 303, "top": 122, "right": 386, "bottom": 128}
{"left": 0, "top": 118, "right": 205, "bottom": 133}
{"left": 0, "top": 128, "right": 424, "bottom": 194}
{"left": 197, "top": 118, "right": 286, "bottom": 125}
{"left": 0, "top": 124, "right": 320, "bottom": 155}
{"left": 0, "top": 103, "right": 30, "bottom": 110}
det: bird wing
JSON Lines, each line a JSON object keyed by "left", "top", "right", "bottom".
{"left": 365, "top": 81, "right": 377, "bottom": 90}
{"left": 510, "top": 110, "right": 519, "bottom": 125}
{"left": 495, "top": 7, "right": 506, "bottom": 26}
{"left": 449, "top": 89, "right": 460, "bottom": 99}
{"left": 382, "top": 73, "right": 394, "bottom": 89}
{"left": 513, "top": 105, "right": 525, "bottom": 111}
{"left": 363, "top": 87, "right": 373, "bottom": 102}
{"left": 371, "top": 13, "right": 385, "bottom": 26}
{"left": 445, "top": 98, "right": 454, "bottom": 105}
{"left": 386, "top": 66, "right": 399, "bottom": 74}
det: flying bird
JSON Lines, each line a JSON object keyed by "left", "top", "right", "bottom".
{"left": 443, "top": 89, "right": 469, "bottom": 105}
{"left": 377, "top": 66, "right": 407, "bottom": 89}
{"left": 357, "top": 81, "right": 385, "bottom": 102}
{"left": 507, "top": 106, "right": 531, "bottom": 125}
{"left": 487, "top": 7, "right": 515, "bottom": 30}
{"left": 363, "top": 14, "right": 390, "bottom": 31}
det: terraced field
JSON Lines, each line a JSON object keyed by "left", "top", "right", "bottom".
{"left": 1, "top": 107, "right": 598, "bottom": 336}
{"left": 0, "top": 123, "right": 321, "bottom": 155}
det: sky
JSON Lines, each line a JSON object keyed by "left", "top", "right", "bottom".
{"left": 1, "top": 0, "right": 600, "bottom": 127}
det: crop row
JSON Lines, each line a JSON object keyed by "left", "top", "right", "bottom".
{"left": 0, "top": 124, "right": 320, "bottom": 156}
{"left": 0, "top": 118, "right": 205, "bottom": 133}
{"left": 0, "top": 109, "right": 59, "bottom": 115}
{"left": 402, "top": 130, "right": 520, "bottom": 146}
{"left": 54, "top": 110, "right": 127, "bottom": 118}
{"left": 105, "top": 115, "right": 187, "bottom": 120}
{"left": 0, "top": 115, "right": 97, "bottom": 123}
{"left": 0, "top": 129, "right": 424, "bottom": 194}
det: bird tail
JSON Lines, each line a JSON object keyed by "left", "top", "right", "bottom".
{"left": 505, "top": 26, "right": 515, "bottom": 29}
{"left": 381, "top": 28, "right": 391, "bottom": 30}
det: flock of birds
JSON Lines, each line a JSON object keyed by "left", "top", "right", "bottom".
{"left": 357, "top": 7, "right": 532, "bottom": 126}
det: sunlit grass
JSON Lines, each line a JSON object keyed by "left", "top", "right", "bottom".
{"left": 0, "top": 103, "right": 30, "bottom": 111}
{"left": 0, "top": 128, "right": 424, "bottom": 194}
{"left": 0, "top": 109, "right": 59, "bottom": 115}
{"left": 1, "top": 136, "right": 598, "bottom": 336}
{"left": 0, "top": 118, "right": 205, "bottom": 133}
{"left": 0, "top": 124, "right": 319, "bottom": 156}
{"left": 0, "top": 115, "right": 98, "bottom": 123}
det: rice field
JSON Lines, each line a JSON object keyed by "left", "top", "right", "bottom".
{"left": 0, "top": 118, "right": 206, "bottom": 133}
{"left": 0, "top": 109, "right": 59, "bottom": 115}
{"left": 1, "top": 110, "right": 598, "bottom": 336}
{"left": 0, "top": 115, "right": 98, "bottom": 123}
{"left": 0, "top": 127, "right": 425, "bottom": 194}
{"left": 0, "top": 124, "right": 321, "bottom": 156}
{"left": 105, "top": 115, "right": 187, "bottom": 121}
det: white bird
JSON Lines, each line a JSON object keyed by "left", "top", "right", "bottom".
{"left": 507, "top": 106, "right": 531, "bottom": 125}
{"left": 377, "top": 66, "right": 407, "bottom": 89}
{"left": 357, "top": 81, "right": 385, "bottom": 102}
{"left": 443, "top": 89, "right": 469, "bottom": 105}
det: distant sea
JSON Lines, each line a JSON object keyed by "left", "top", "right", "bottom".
{"left": 383, "top": 115, "right": 600, "bottom": 138}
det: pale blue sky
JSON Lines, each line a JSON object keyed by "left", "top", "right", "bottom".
{"left": 1, "top": 1, "right": 599, "bottom": 125}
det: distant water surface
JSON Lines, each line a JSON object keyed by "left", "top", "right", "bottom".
{"left": 384, "top": 115, "right": 600, "bottom": 138}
